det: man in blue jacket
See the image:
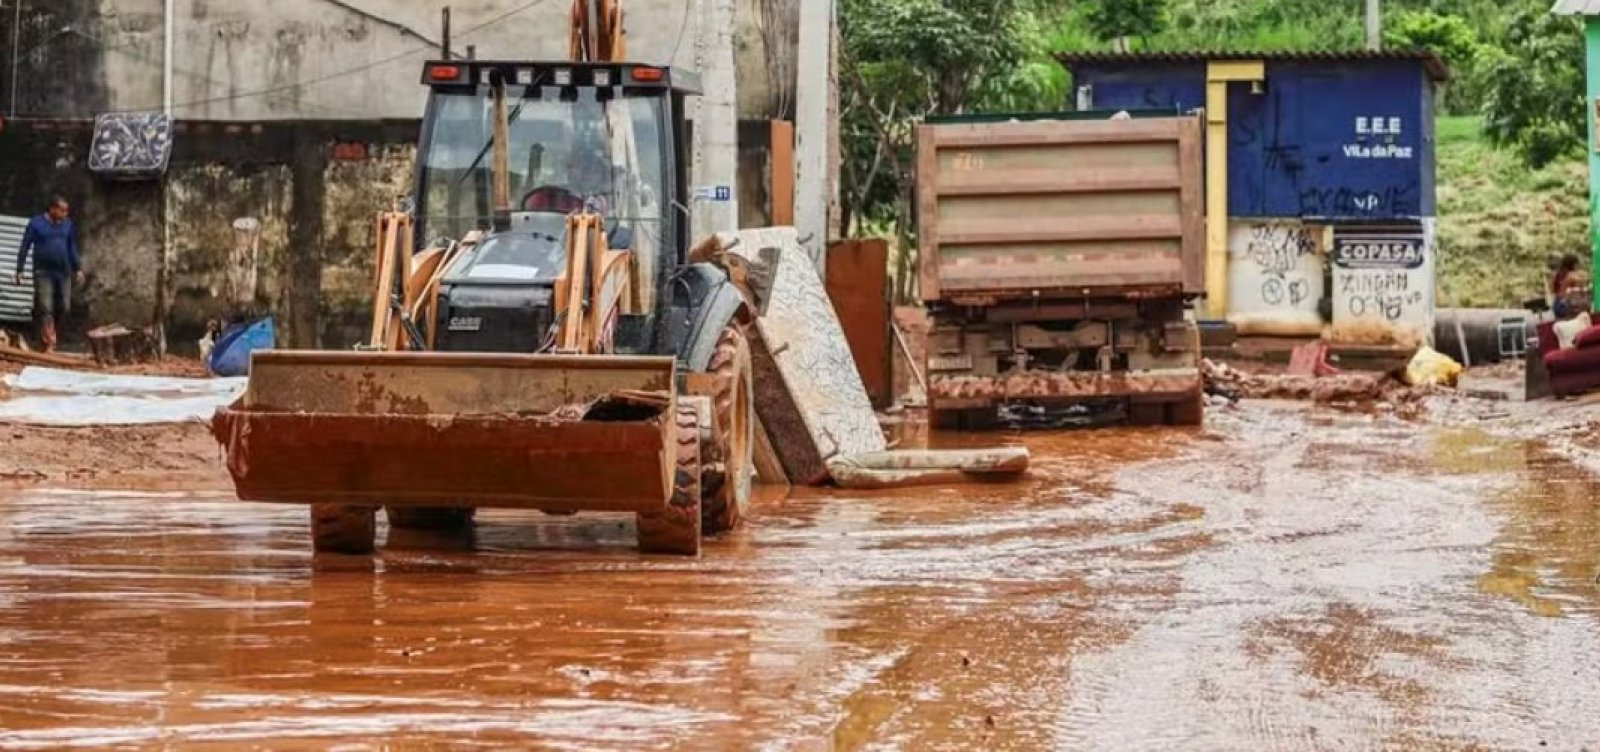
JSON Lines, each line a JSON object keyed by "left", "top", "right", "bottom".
{"left": 12, "top": 196, "right": 84, "bottom": 352}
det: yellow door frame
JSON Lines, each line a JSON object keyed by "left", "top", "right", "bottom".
{"left": 1204, "top": 60, "right": 1265, "bottom": 320}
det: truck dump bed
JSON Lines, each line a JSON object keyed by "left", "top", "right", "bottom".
{"left": 916, "top": 116, "right": 1204, "bottom": 302}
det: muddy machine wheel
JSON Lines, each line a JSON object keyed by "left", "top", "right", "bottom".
{"left": 385, "top": 507, "right": 478, "bottom": 531}
{"left": 636, "top": 403, "right": 703, "bottom": 555}
{"left": 311, "top": 504, "right": 378, "bottom": 555}
{"left": 701, "top": 326, "right": 754, "bottom": 534}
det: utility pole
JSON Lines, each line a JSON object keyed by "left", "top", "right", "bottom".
{"left": 1366, "top": 0, "right": 1381, "bottom": 51}
{"left": 795, "top": 0, "right": 834, "bottom": 272}
{"left": 163, "top": 0, "right": 174, "bottom": 114}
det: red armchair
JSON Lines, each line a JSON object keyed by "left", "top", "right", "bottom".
{"left": 1537, "top": 320, "right": 1600, "bottom": 397}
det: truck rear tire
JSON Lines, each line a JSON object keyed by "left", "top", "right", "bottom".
{"left": 636, "top": 402, "right": 703, "bottom": 555}
{"left": 311, "top": 504, "right": 377, "bottom": 555}
{"left": 386, "top": 506, "right": 477, "bottom": 531}
{"left": 702, "top": 325, "right": 754, "bottom": 534}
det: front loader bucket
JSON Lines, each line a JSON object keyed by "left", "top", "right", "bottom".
{"left": 213, "top": 351, "right": 678, "bottom": 513}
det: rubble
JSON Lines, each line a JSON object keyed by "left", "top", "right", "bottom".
{"left": 1201, "top": 358, "right": 1437, "bottom": 411}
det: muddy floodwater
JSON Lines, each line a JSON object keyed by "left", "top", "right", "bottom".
{"left": 0, "top": 403, "right": 1596, "bottom": 750}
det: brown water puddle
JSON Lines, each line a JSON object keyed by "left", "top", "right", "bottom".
{"left": 0, "top": 407, "right": 1596, "bottom": 749}
{"left": 0, "top": 429, "right": 1199, "bottom": 750}
{"left": 1430, "top": 429, "right": 1600, "bottom": 618}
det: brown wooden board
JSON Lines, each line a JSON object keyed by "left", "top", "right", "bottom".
{"left": 825, "top": 239, "right": 892, "bottom": 409}
{"left": 0, "top": 345, "right": 98, "bottom": 370}
{"left": 751, "top": 412, "right": 788, "bottom": 487}
{"left": 770, "top": 120, "right": 795, "bottom": 226}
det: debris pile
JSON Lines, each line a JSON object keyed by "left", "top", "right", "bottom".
{"left": 1201, "top": 359, "right": 1436, "bottom": 410}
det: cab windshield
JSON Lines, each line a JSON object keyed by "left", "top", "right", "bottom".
{"left": 419, "top": 86, "right": 667, "bottom": 302}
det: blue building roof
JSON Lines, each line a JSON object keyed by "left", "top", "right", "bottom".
{"left": 1054, "top": 50, "right": 1451, "bottom": 83}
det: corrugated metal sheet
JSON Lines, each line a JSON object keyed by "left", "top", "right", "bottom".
{"left": 1054, "top": 49, "right": 1452, "bottom": 82}
{"left": 1552, "top": 0, "right": 1600, "bottom": 16}
{"left": 0, "top": 215, "right": 33, "bottom": 324}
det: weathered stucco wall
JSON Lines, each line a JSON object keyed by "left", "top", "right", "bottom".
{"left": 319, "top": 142, "right": 416, "bottom": 346}
{"left": 0, "top": 118, "right": 419, "bottom": 351}
{"left": 3, "top": 0, "right": 793, "bottom": 121}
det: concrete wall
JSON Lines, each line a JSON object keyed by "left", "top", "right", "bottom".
{"left": 2, "top": 0, "right": 795, "bottom": 121}
{"left": 0, "top": 118, "right": 420, "bottom": 350}
{"left": 1329, "top": 221, "right": 1437, "bottom": 347}
{"left": 1226, "top": 219, "right": 1328, "bottom": 336}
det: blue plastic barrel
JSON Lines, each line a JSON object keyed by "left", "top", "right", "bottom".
{"left": 208, "top": 317, "right": 275, "bottom": 377}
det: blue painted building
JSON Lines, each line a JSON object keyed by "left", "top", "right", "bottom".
{"left": 1056, "top": 51, "right": 1451, "bottom": 344}
{"left": 1059, "top": 51, "right": 1447, "bottom": 221}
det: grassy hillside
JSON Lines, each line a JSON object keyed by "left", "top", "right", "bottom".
{"left": 1435, "top": 116, "right": 1590, "bottom": 308}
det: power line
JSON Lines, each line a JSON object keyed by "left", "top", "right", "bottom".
{"left": 667, "top": 0, "right": 694, "bottom": 66}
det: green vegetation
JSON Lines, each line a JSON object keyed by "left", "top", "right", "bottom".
{"left": 1436, "top": 116, "right": 1589, "bottom": 308}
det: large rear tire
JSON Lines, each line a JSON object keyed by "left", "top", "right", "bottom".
{"left": 385, "top": 506, "right": 477, "bottom": 531}
{"left": 701, "top": 325, "right": 754, "bottom": 534}
{"left": 311, "top": 504, "right": 377, "bottom": 555}
{"left": 636, "top": 402, "right": 703, "bottom": 555}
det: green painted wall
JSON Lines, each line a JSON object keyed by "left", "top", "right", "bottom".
{"left": 1588, "top": 19, "right": 1600, "bottom": 307}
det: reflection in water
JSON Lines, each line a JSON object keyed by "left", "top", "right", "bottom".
{"left": 1428, "top": 428, "right": 1600, "bottom": 616}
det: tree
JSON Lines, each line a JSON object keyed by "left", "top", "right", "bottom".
{"left": 1384, "top": 10, "right": 1489, "bottom": 115}
{"left": 1083, "top": 0, "right": 1169, "bottom": 50}
{"left": 839, "top": 0, "right": 1037, "bottom": 298}
{"left": 1481, "top": 5, "right": 1586, "bottom": 168}
{"left": 1386, "top": 11, "right": 1481, "bottom": 64}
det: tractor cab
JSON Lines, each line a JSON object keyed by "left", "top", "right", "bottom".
{"left": 410, "top": 61, "right": 701, "bottom": 354}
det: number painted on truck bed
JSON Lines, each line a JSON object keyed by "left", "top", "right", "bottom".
{"left": 951, "top": 152, "right": 985, "bottom": 172}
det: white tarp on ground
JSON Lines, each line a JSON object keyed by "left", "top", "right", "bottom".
{"left": 0, "top": 367, "right": 243, "bottom": 426}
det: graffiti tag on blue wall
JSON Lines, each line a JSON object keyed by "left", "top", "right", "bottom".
{"left": 1297, "top": 185, "right": 1418, "bottom": 217}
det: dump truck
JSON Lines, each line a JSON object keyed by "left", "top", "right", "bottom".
{"left": 212, "top": 0, "right": 755, "bottom": 556}
{"left": 915, "top": 113, "right": 1206, "bottom": 427}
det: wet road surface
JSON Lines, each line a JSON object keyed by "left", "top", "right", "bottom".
{"left": 0, "top": 403, "right": 1596, "bottom": 749}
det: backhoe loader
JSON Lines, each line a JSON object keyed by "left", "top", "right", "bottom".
{"left": 212, "top": 0, "right": 755, "bottom": 556}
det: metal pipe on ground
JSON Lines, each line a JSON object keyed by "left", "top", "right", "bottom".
{"left": 1432, "top": 308, "right": 1541, "bottom": 366}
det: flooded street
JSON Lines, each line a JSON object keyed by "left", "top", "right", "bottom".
{"left": 0, "top": 403, "right": 1596, "bottom": 750}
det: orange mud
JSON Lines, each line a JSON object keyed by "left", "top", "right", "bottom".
{"left": 0, "top": 401, "right": 1594, "bottom": 748}
{"left": 0, "top": 422, "right": 228, "bottom": 491}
